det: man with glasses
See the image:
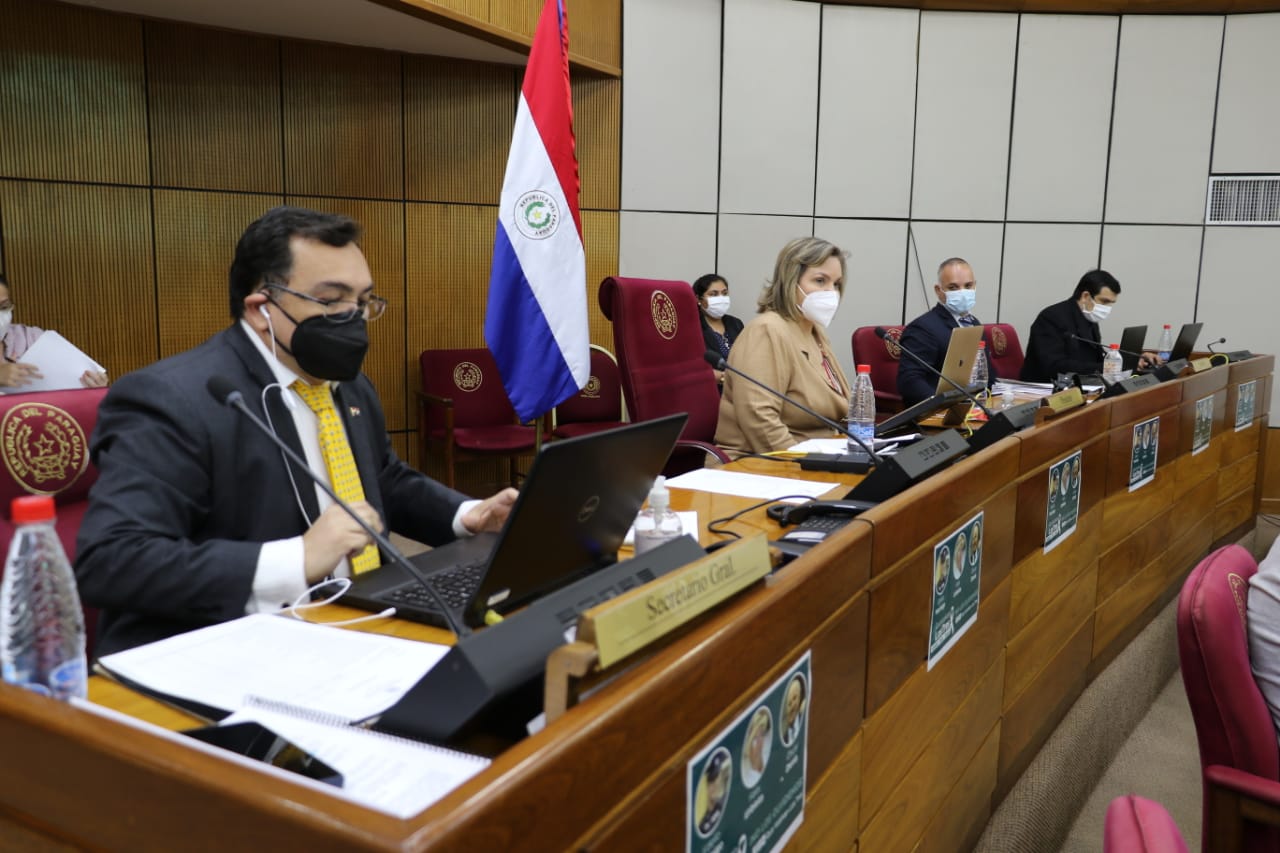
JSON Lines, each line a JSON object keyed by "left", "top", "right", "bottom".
{"left": 75, "top": 206, "right": 518, "bottom": 655}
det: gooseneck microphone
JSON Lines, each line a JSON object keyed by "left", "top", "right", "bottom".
{"left": 1065, "top": 332, "right": 1144, "bottom": 361}
{"left": 704, "top": 350, "right": 882, "bottom": 468}
{"left": 874, "top": 327, "right": 992, "bottom": 418}
{"left": 206, "top": 375, "right": 472, "bottom": 638}
{"left": 1205, "top": 337, "right": 1227, "bottom": 354}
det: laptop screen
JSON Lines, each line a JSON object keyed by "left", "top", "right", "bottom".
{"left": 934, "top": 325, "right": 984, "bottom": 395}
{"left": 1170, "top": 322, "right": 1203, "bottom": 361}
{"left": 1119, "top": 326, "right": 1147, "bottom": 372}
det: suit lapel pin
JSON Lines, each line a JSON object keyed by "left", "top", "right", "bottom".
{"left": 348, "top": 405, "right": 361, "bottom": 417}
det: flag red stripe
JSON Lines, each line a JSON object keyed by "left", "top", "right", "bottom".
{"left": 520, "top": 0, "right": 582, "bottom": 237}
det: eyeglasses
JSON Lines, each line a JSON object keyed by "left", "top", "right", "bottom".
{"left": 264, "top": 280, "right": 387, "bottom": 323}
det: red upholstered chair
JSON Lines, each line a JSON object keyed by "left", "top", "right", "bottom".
{"left": 1177, "top": 544, "right": 1280, "bottom": 853}
{"left": 1104, "top": 795, "right": 1190, "bottom": 853}
{"left": 983, "top": 322, "right": 1025, "bottom": 381}
{"left": 552, "top": 344, "right": 627, "bottom": 440}
{"left": 417, "top": 347, "right": 545, "bottom": 489}
{"left": 851, "top": 325, "right": 905, "bottom": 414}
{"left": 598, "top": 276, "right": 729, "bottom": 476}
{"left": 0, "top": 388, "right": 108, "bottom": 658}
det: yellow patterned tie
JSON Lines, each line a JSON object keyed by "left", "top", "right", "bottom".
{"left": 292, "top": 380, "right": 380, "bottom": 574}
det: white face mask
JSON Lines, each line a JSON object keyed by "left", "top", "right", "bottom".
{"left": 798, "top": 290, "right": 840, "bottom": 328}
{"left": 943, "top": 289, "right": 977, "bottom": 315}
{"left": 0, "top": 309, "right": 12, "bottom": 341}
{"left": 704, "top": 295, "right": 731, "bottom": 320}
{"left": 1081, "top": 301, "right": 1112, "bottom": 323}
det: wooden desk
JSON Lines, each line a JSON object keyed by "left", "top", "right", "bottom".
{"left": 0, "top": 358, "right": 1270, "bottom": 852}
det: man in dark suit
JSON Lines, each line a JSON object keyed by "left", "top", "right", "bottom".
{"left": 896, "top": 257, "right": 998, "bottom": 407}
{"left": 75, "top": 207, "right": 517, "bottom": 655}
{"left": 1020, "top": 269, "right": 1156, "bottom": 382}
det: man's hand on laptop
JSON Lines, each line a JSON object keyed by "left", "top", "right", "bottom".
{"left": 1138, "top": 351, "right": 1163, "bottom": 370}
{"left": 302, "top": 501, "right": 384, "bottom": 583}
{"left": 462, "top": 488, "right": 519, "bottom": 535}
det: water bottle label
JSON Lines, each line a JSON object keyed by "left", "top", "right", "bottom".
{"left": 48, "top": 657, "right": 88, "bottom": 700}
{"left": 2, "top": 662, "right": 53, "bottom": 697}
{"left": 1158, "top": 351, "right": 1171, "bottom": 361}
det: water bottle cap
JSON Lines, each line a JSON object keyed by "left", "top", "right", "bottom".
{"left": 977, "top": 341, "right": 986, "bottom": 349}
{"left": 648, "top": 475, "right": 670, "bottom": 510}
{"left": 856, "top": 364, "right": 870, "bottom": 374}
{"left": 1163, "top": 324, "right": 1171, "bottom": 329}
{"left": 1109, "top": 343, "right": 1120, "bottom": 349}
{"left": 11, "top": 495, "right": 55, "bottom": 524}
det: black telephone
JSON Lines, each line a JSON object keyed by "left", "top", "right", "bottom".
{"left": 767, "top": 499, "right": 878, "bottom": 527}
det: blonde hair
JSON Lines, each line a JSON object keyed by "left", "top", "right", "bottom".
{"left": 757, "top": 237, "right": 848, "bottom": 321}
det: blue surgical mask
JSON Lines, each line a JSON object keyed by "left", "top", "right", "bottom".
{"left": 943, "top": 289, "right": 976, "bottom": 315}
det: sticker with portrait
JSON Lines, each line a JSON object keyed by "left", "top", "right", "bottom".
{"left": 1128, "top": 416, "right": 1159, "bottom": 492}
{"left": 686, "top": 652, "right": 810, "bottom": 853}
{"left": 928, "top": 511, "right": 984, "bottom": 670}
{"left": 1044, "top": 450, "right": 1082, "bottom": 554}
{"left": 1235, "top": 380, "right": 1257, "bottom": 432}
{"left": 1192, "top": 395, "right": 1213, "bottom": 456}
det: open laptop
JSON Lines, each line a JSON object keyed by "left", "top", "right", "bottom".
{"left": 1119, "top": 325, "right": 1147, "bottom": 372}
{"left": 1169, "top": 322, "right": 1203, "bottom": 361}
{"left": 933, "top": 325, "right": 984, "bottom": 425}
{"left": 343, "top": 413, "right": 688, "bottom": 630}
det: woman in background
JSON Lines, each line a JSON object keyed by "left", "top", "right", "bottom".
{"left": 692, "top": 274, "right": 744, "bottom": 389}
{"left": 0, "top": 274, "right": 107, "bottom": 389}
{"left": 714, "top": 237, "right": 850, "bottom": 457}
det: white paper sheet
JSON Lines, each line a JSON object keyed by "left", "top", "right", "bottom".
{"left": 9, "top": 330, "right": 104, "bottom": 392}
{"left": 96, "top": 614, "right": 450, "bottom": 722}
{"left": 665, "top": 469, "right": 839, "bottom": 502}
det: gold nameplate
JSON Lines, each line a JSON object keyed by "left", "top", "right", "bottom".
{"left": 1044, "top": 387, "right": 1084, "bottom": 414}
{"left": 1191, "top": 357, "right": 1213, "bottom": 373}
{"left": 577, "top": 535, "right": 771, "bottom": 669}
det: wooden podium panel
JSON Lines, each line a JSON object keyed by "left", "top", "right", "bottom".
{"left": 0, "top": 357, "right": 1269, "bottom": 852}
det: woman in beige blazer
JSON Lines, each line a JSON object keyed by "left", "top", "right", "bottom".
{"left": 714, "top": 237, "right": 851, "bottom": 457}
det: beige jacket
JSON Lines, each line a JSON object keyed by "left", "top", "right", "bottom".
{"left": 714, "top": 311, "right": 851, "bottom": 457}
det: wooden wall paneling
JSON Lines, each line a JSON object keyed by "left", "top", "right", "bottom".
{"left": 1100, "top": 449, "right": 1176, "bottom": 553}
{"left": 1097, "top": 504, "right": 1174, "bottom": 602}
{"left": 861, "top": 579, "right": 1011, "bottom": 824}
{"left": 1215, "top": 485, "right": 1258, "bottom": 544}
{"left": 1218, "top": 453, "right": 1261, "bottom": 505}
{"left": 0, "top": 181, "right": 155, "bottom": 378}
{"left": 145, "top": 22, "right": 283, "bottom": 193}
{"left": 863, "top": 485, "right": 1015, "bottom": 716}
{"left": 406, "top": 201, "right": 495, "bottom": 354}
{"left": 289, "top": 196, "right": 407, "bottom": 431}
{"left": 1108, "top": 382, "right": 1182, "bottom": 433}
{"left": 1004, "top": 563, "right": 1097, "bottom": 706}
{"left": 1263, "top": 427, "right": 1279, "bottom": 514}
{"left": 1009, "top": 505, "right": 1100, "bottom": 634}
{"left": 281, "top": 42, "right": 403, "bottom": 200}
{"left": 1010, "top": 437, "right": 1107, "bottom": 567}
{"left": 790, "top": 731, "right": 862, "bottom": 853}
{"left": 0, "top": 0, "right": 147, "bottom": 184}
{"left": 859, "top": 656, "right": 1005, "bottom": 852}
{"left": 574, "top": 75, "right": 621, "bottom": 211}
{"left": 996, "top": 616, "right": 1093, "bottom": 799}
{"left": 405, "top": 56, "right": 516, "bottom": 205}
{"left": 914, "top": 723, "right": 1001, "bottom": 853}
{"left": 864, "top": 439, "right": 1020, "bottom": 572}
{"left": 488, "top": 0, "right": 540, "bottom": 41}
{"left": 567, "top": 0, "right": 621, "bottom": 71}
{"left": 1175, "top": 390, "right": 1226, "bottom": 485}
{"left": 582, "top": 209, "right": 619, "bottom": 346}
{"left": 1223, "top": 419, "right": 1261, "bottom": 467}
{"left": 152, "top": 190, "right": 280, "bottom": 359}
{"left": 1017, "top": 401, "right": 1110, "bottom": 473}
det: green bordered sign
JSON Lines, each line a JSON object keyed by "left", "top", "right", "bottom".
{"left": 928, "top": 511, "right": 984, "bottom": 670}
{"left": 1044, "top": 451, "right": 1082, "bottom": 554}
{"left": 1235, "top": 380, "right": 1258, "bottom": 432}
{"left": 1192, "top": 395, "right": 1213, "bottom": 456}
{"left": 687, "top": 653, "right": 810, "bottom": 853}
{"left": 1128, "top": 416, "right": 1159, "bottom": 492}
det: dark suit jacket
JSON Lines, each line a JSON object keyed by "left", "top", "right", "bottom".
{"left": 1021, "top": 298, "right": 1102, "bottom": 382}
{"left": 74, "top": 325, "right": 468, "bottom": 655}
{"left": 896, "top": 303, "right": 999, "bottom": 407}
{"left": 700, "top": 313, "right": 744, "bottom": 356}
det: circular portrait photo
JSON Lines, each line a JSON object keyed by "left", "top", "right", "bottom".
{"left": 968, "top": 521, "right": 982, "bottom": 567}
{"left": 780, "top": 673, "right": 808, "bottom": 748}
{"left": 1059, "top": 468, "right": 1069, "bottom": 496}
{"left": 1144, "top": 423, "right": 1155, "bottom": 449}
{"left": 1071, "top": 457, "right": 1082, "bottom": 489}
{"left": 1050, "top": 468, "right": 1061, "bottom": 498}
{"left": 740, "top": 706, "right": 773, "bottom": 788}
{"left": 953, "top": 532, "right": 967, "bottom": 580}
{"left": 934, "top": 546, "right": 950, "bottom": 597}
{"left": 695, "top": 747, "right": 732, "bottom": 837}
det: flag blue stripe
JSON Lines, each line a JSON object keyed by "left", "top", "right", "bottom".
{"left": 485, "top": 224, "right": 578, "bottom": 422}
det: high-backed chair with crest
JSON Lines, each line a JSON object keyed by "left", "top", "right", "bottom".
{"left": 0, "top": 387, "right": 108, "bottom": 657}
{"left": 851, "top": 325, "right": 905, "bottom": 414}
{"left": 983, "top": 322, "right": 1025, "bottom": 381}
{"left": 552, "top": 344, "right": 626, "bottom": 440}
{"left": 598, "top": 277, "right": 728, "bottom": 476}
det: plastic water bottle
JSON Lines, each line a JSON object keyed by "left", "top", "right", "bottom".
{"left": 1103, "top": 343, "right": 1124, "bottom": 379}
{"left": 969, "top": 341, "right": 989, "bottom": 393}
{"left": 1001, "top": 387, "right": 1015, "bottom": 411}
{"left": 0, "top": 495, "right": 87, "bottom": 700}
{"left": 848, "top": 364, "right": 875, "bottom": 455}
{"left": 1157, "top": 324, "right": 1174, "bottom": 362}
{"left": 634, "top": 476, "right": 683, "bottom": 555}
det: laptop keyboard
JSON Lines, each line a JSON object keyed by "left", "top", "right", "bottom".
{"left": 385, "top": 562, "right": 485, "bottom": 612}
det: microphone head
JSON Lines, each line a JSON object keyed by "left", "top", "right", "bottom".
{"left": 873, "top": 326, "right": 888, "bottom": 340}
{"left": 703, "top": 350, "right": 727, "bottom": 371}
{"left": 206, "top": 376, "right": 241, "bottom": 406}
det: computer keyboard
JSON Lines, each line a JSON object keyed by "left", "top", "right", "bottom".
{"left": 385, "top": 563, "right": 485, "bottom": 611}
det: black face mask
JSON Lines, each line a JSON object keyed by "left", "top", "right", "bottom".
{"left": 270, "top": 304, "right": 369, "bottom": 382}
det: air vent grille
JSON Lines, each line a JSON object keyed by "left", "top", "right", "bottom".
{"left": 1207, "top": 176, "right": 1280, "bottom": 225}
